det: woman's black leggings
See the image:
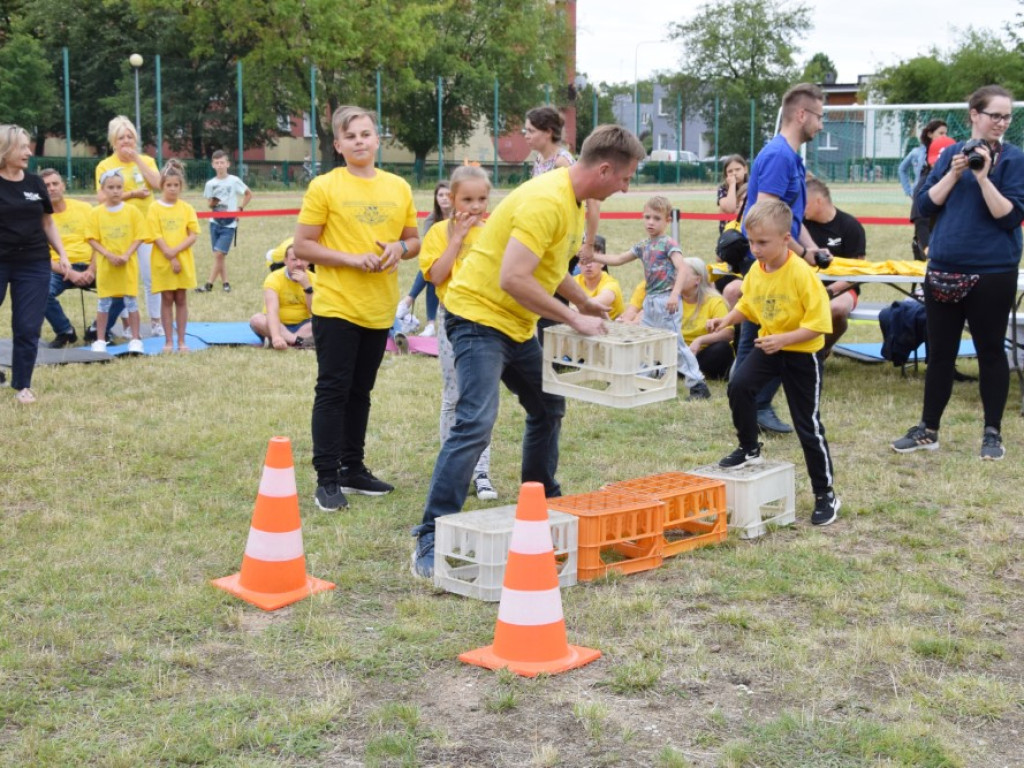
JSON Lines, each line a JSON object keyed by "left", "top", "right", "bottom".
{"left": 922, "top": 270, "right": 1017, "bottom": 432}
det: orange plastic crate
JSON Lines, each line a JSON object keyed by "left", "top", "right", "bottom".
{"left": 605, "top": 472, "right": 727, "bottom": 557}
{"left": 547, "top": 490, "right": 664, "bottom": 581}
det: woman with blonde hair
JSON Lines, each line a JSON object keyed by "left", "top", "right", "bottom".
{"left": 680, "top": 256, "right": 734, "bottom": 380}
{"left": 0, "top": 124, "right": 70, "bottom": 402}
{"left": 95, "top": 116, "right": 163, "bottom": 336}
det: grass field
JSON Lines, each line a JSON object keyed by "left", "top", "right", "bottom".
{"left": 1, "top": 183, "right": 1022, "bottom": 767}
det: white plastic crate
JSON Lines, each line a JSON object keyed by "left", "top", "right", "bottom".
{"left": 434, "top": 505, "right": 578, "bottom": 601}
{"left": 689, "top": 461, "right": 796, "bottom": 539}
{"left": 541, "top": 322, "right": 678, "bottom": 408}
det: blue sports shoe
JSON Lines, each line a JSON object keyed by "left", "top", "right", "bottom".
{"left": 410, "top": 527, "right": 435, "bottom": 579}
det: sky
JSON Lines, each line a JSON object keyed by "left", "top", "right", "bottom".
{"left": 577, "top": 0, "right": 1020, "bottom": 87}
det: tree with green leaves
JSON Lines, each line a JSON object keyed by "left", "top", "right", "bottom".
{"left": 0, "top": 31, "right": 57, "bottom": 140}
{"left": 379, "top": 0, "right": 568, "bottom": 179}
{"left": 801, "top": 52, "right": 837, "bottom": 84}
{"left": 668, "top": 0, "right": 811, "bottom": 158}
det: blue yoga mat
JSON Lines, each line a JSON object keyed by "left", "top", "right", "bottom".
{"left": 833, "top": 339, "right": 977, "bottom": 363}
{"left": 106, "top": 335, "right": 210, "bottom": 356}
{"left": 186, "top": 322, "right": 263, "bottom": 346}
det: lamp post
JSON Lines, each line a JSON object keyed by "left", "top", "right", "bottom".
{"left": 129, "top": 53, "right": 143, "bottom": 134}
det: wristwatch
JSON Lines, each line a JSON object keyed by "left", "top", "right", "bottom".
{"left": 303, "top": 286, "right": 314, "bottom": 295}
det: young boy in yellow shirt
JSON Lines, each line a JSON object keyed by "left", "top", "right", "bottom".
{"left": 707, "top": 199, "right": 839, "bottom": 526}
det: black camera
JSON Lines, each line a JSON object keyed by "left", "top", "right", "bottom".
{"left": 813, "top": 250, "right": 833, "bottom": 269}
{"left": 962, "top": 139, "right": 988, "bottom": 171}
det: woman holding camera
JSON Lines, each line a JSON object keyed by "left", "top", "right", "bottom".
{"left": 891, "top": 85, "right": 1024, "bottom": 460}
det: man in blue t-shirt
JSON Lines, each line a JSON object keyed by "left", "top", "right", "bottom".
{"left": 736, "top": 83, "right": 826, "bottom": 434}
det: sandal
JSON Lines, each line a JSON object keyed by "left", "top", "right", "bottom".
{"left": 15, "top": 388, "right": 36, "bottom": 404}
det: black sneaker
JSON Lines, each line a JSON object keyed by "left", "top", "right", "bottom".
{"left": 812, "top": 489, "right": 841, "bottom": 526}
{"left": 980, "top": 427, "right": 1005, "bottom": 461}
{"left": 339, "top": 466, "right": 394, "bottom": 496}
{"left": 84, "top": 322, "right": 98, "bottom": 342}
{"left": 687, "top": 381, "right": 711, "bottom": 400}
{"left": 719, "top": 443, "right": 764, "bottom": 469}
{"left": 222, "top": 282, "right": 232, "bottom": 293}
{"left": 195, "top": 282, "right": 213, "bottom": 294}
{"left": 49, "top": 329, "right": 78, "bottom": 348}
{"left": 314, "top": 478, "right": 348, "bottom": 511}
{"left": 891, "top": 423, "right": 938, "bottom": 453}
{"left": 410, "top": 527, "right": 435, "bottom": 579}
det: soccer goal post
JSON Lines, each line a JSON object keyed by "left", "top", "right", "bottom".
{"left": 778, "top": 101, "right": 1024, "bottom": 185}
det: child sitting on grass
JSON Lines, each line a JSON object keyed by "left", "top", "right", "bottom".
{"left": 88, "top": 169, "right": 145, "bottom": 354}
{"left": 592, "top": 195, "right": 711, "bottom": 399}
{"left": 707, "top": 199, "right": 839, "bottom": 526}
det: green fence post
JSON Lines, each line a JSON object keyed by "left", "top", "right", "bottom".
{"left": 62, "top": 47, "right": 71, "bottom": 183}
{"left": 376, "top": 69, "right": 383, "bottom": 166}
{"left": 493, "top": 78, "right": 499, "bottom": 185}
{"left": 437, "top": 77, "right": 444, "bottom": 182}
{"left": 310, "top": 65, "right": 317, "bottom": 183}
{"left": 156, "top": 55, "right": 163, "bottom": 168}
{"left": 237, "top": 61, "right": 244, "bottom": 172}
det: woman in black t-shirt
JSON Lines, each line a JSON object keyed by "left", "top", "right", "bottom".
{"left": 0, "top": 124, "right": 70, "bottom": 403}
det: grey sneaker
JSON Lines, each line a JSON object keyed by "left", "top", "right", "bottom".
{"left": 757, "top": 406, "right": 793, "bottom": 434}
{"left": 411, "top": 529, "right": 435, "bottom": 579}
{"left": 980, "top": 427, "right": 1005, "bottom": 461}
{"left": 719, "top": 442, "right": 764, "bottom": 469}
{"left": 811, "top": 489, "right": 841, "bottom": 526}
{"left": 892, "top": 423, "right": 939, "bottom": 453}
{"left": 474, "top": 473, "right": 498, "bottom": 501}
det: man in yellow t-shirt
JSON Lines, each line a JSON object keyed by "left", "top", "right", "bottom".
{"left": 249, "top": 246, "right": 315, "bottom": 349}
{"left": 412, "top": 124, "right": 646, "bottom": 579}
{"left": 40, "top": 169, "right": 124, "bottom": 347}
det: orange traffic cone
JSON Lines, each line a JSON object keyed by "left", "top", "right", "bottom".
{"left": 459, "top": 482, "right": 600, "bottom": 677}
{"left": 211, "top": 436, "right": 335, "bottom": 610}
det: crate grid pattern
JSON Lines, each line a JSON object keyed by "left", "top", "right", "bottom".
{"left": 547, "top": 490, "right": 664, "bottom": 581}
{"left": 541, "top": 322, "right": 678, "bottom": 408}
{"left": 433, "top": 506, "right": 578, "bottom": 601}
{"left": 605, "top": 472, "right": 727, "bottom": 556}
{"left": 690, "top": 461, "right": 796, "bottom": 539}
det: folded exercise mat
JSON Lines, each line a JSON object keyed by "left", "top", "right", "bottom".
{"left": 106, "top": 335, "right": 210, "bottom": 356}
{"left": 184, "top": 322, "right": 263, "bottom": 346}
{"left": 0, "top": 339, "right": 111, "bottom": 366}
{"left": 832, "top": 339, "right": 977, "bottom": 363}
{"left": 384, "top": 333, "right": 439, "bottom": 357}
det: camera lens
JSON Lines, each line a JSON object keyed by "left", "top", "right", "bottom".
{"left": 967, "top": 152, "right": 986, "bottom": 171}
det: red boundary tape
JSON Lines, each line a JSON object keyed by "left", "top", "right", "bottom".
{"left": 202, "top": 208, "right": 911, "bottom": 226}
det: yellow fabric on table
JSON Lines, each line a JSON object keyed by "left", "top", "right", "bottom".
{"left": 820, "top": 257, "right": 926, "bottom": 277}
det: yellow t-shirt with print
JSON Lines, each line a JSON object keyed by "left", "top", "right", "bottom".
{"left": 681, "top": 294, "right": 729, "bottom": 346}
{"left": 49, "top": 199, "right": 94, "bottom": 264}
{"left": 418, "top": 219, "right": 485, "bottom": 305}
{"left": 95, "top": 154, "right": 159, "bottom": 217}
{"left": 445, "top": 168, "right": 584, "bottom": 342}
{"left": 297, "top": 168, "right": 417, "bottom": 329}
{"left": 263, "top": 268, "right": 316, "bottom": 326}
{"left": 574, "top": 270, "right": 624, "bottom": 320}
{"left": 735, "top": 252, "right": 832, "bottom": 353}
{"left": 147, "top": 199, "right": 200, "bottom": 292}
{"left": 87, "top": 204, "right": 145, "bottom": 299}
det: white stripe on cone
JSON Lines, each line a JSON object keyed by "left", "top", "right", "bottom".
{"left": 508, "top": 519, "right": 554, "bottom": 555}
{"left": 497, "top": 587, "right": 563, "bottom": 626}
{"left": 258, "top": 466, "right": 298, "bottom": 498}
{"left": 245, "top": 527, "right": 304, "bottom": 562}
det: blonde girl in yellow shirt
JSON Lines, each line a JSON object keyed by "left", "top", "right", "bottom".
{"left": 148, "top": 159, "right": 199, "bottom": 352}
{"left": 420, "top": 165, "right": 498, "bottom": 501}
{"left": 680, "top": 256, "right": 734, "bottom": 379}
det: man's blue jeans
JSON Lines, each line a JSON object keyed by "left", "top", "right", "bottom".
{"left": 44, "top": 264, "right": 123, "bottom": 336}
{"left": 417, "top": 314, "right": 565, "bottom": 534}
